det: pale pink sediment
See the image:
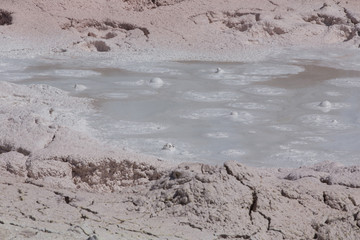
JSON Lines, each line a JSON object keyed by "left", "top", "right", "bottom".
{"left": 1, "top": 0, "right": 360, "bottom": 239}
{"left": 1, "top": 0, "right": 360, "bottom": 60}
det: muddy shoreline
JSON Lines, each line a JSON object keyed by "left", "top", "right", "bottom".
{"left": 1, "top": 0, "right": 360, "bottom": 239}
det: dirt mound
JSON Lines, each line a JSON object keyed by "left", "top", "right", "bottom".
{"left": 0, "top": 9, "right": 12, "bottom": 25}
{"left": 125, "top": 0, "right": 186, "bottom": 11}
{"left": 61, "top": 18, "right": 150, "bottom": 52}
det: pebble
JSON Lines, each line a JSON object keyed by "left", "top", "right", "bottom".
{"left": 86, "top": 235, "right": 98, "bottom": 240}
{"left": 355, "top": 211, "right": 360, "bottom": 220}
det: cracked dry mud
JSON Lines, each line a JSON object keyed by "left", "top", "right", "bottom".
{"left": 0, "top": 81, "right": 360, "bottom": 239}
{"left": 1, "top": 159, "right": 360, "bottom": 239}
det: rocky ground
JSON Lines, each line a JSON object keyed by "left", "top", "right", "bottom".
{"left": 1, "top": 0, "right": 360, "bottom": 239}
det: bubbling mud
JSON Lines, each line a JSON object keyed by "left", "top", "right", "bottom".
{"left": 4, "top": 48, "right": 360, "bottom": 167}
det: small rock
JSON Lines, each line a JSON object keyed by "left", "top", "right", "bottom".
{"left": 88, "top": 32, "right": 97, "bottom": 38}
{"left": 87, "top": 235, "right": 98, "bottom": 240}
{"left": 173, "top": 188, "right": 191, "bottom": 205}
{"left": 132, "top": 197, "right": 146, "bottom": 206}
{"left": 170, "top": 170, "right": 192, "bottom": 179}
{"left": 355, "top": 211, "right": 360, "bottom": 221}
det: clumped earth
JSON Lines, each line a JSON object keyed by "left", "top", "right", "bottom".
{"left": 61, "top": 18, "right": 150, "bottom": 52}
{"left": 90, "top": 40, "right": 111, "bottom": 52}
{"left": 125, "top": 0, "right": 186, "bottom": 11}
{"left": 0, "top": 9, "right": 12, "bottom": 25}
{"left": 0, "top": 81, "right": 359, "bottom": 239}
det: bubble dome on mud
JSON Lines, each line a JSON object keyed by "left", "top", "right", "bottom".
{"left": 6, "top": 48, "right": 360, "bottom": 167}
{"left": 148, "top": 77, "right": 164, "bottom": 88}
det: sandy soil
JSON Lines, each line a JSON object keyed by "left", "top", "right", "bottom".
{"left": 1, "top": 0, "right": 360, "bottom": 239}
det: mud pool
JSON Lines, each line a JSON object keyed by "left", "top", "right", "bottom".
{"left": 2, "top": 48, "right": 360, "bottom": 167}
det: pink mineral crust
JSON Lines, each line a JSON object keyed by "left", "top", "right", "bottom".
{"left": 0, "top": 0, "right": 360, "bottom": 60}
{"left": 0, "top": 0, "right": 360, "bottom": 239}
